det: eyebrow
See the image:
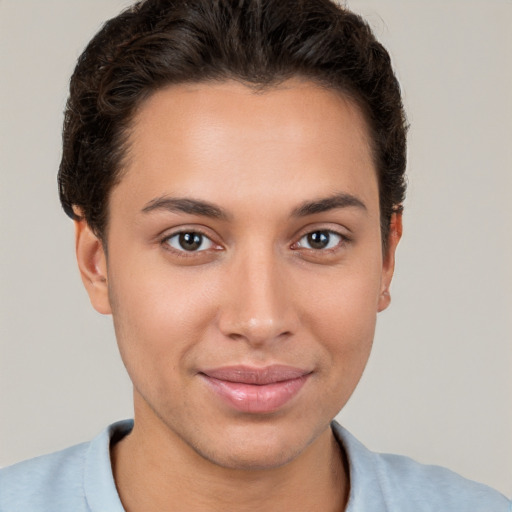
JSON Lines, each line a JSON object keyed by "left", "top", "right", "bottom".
{"left": 141, "top": 192, "right": 366, "bottom": 220}
{"left": 292, "top": 192, "right": 367, "bottom": 217}
{"left": 141, "top": 196, "right": 229, "bottom": 220}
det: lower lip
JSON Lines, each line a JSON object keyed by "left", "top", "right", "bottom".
{"left": 201, "top": 375, "right": 309, "bottom": 413}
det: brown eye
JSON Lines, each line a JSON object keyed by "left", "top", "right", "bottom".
{"left": 298, "top": 230, "right": 343, "bottom": 250}
{"left": 165, "top": 232, "right": 213, "bottom": 252}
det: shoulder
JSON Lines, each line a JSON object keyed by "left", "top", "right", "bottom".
{"left": 0, "top": 442, "right": 90, "bottom": 511}
{"left": 0, "top": 420, "right": 132, "bottom": 512}
{"left": 372, "top": 450, "right": 510, "bottom": 511}
{"left": 332, "top": 421, "right": 511, "bottom": 512}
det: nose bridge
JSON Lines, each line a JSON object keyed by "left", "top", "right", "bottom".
{"left": 219, "top": 242, "right": 294, "bottom": 344}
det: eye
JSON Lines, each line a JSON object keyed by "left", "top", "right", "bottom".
{"left": 296, "top": 230, "right": 343, "bottom": 250}
{"left": 164, "top": 231, "right": 214, "bottom": 252}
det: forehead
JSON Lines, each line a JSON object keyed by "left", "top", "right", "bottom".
{"left": 114, "top": 79, "right": 378, "bottom": 217}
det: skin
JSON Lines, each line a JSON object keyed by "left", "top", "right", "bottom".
{"left": 75, "top": 79, "right": 401, "bottom": 512}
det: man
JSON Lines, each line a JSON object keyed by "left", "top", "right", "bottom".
{"left": 0, "top": 0, "right": 509, "bottom": 510}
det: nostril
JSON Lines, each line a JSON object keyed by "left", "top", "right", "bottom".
{"left": 226, "top": 329, "right": 292, "bottom": 344}
{"left": 217, "top": 287, "right": 299, "bottom": 345}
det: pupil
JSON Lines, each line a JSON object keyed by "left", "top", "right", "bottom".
{"left": 307, "top": 231, "right": 329, "bottom": 249}
{"left": 179, "top": 232, "right": 202, "bottom": 251}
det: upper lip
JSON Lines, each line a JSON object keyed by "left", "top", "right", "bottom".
{"left": 199, "top": 365, "right": 311, "bottom": 385}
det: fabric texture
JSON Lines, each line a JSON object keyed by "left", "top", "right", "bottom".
{"left": 0, "top": 419, "right": 510, "bottom": 511}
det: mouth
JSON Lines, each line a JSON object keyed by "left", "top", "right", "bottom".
{"left": 199, "top": 365, "right": 311, "bottom": 414}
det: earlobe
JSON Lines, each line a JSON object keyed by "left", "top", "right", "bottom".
{"left": 74, "top": 218, "right": 112, "bottom": 315}
{"left": 377, "top": 212, "right": 403, "bottom": 313}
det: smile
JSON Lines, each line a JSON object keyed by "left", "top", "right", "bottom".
{"left": 199, "top": 365, "right": 311, "bottom": 413}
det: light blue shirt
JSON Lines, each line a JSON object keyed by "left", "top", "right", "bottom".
{"left": 0, "top": 420, "right": 510, "bottom": 511}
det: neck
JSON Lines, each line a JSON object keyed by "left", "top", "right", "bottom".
{"left": 112, "top": 412, "right": 349, "bottom": 512}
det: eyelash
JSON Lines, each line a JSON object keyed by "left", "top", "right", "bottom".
{"left": 160, "top": 228, "right": 349, "bottom": 257}
{"left": 161, "top": 229, "right": 219, "bottom": 257}
{"left": 292, "top": 229, "right": 349, "bottom": 254}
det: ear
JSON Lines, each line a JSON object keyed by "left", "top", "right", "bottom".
{"left": 74, "top": 217, "right": 112, "bottom": 315}
{"left": 377, "top": 212, "right": 403, "bottom": 312}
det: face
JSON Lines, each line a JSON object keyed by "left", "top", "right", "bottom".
{"left": 77, "top": 80, "right": 400, "bottom": 470}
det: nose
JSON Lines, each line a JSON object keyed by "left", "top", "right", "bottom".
{"left": 217, "top": 247, "right": 298, "bottom": 347}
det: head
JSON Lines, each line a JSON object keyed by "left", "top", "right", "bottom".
{"left": 59, "top": 0, "right": 407, "bottom": 247}
{"left": 64, "top": 0, "right": 407, "bottom": 471}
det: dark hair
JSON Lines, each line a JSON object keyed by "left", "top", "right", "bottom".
{"left": 58, "top": 0, "right": 407, "bottom": 244}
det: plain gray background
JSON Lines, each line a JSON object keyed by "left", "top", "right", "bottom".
{"left": 1, "top": 0, "right": 511, "bottom": 497}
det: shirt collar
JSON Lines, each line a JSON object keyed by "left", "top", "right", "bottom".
{"left": 332, "top": 420, "right": 387, "bottom": 511}
{"left": 83, "top": 419, "right": 387, "bottom": 512}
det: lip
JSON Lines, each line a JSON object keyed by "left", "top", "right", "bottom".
{"left": 199, "top": 365, "right": 311, "bottom": 413}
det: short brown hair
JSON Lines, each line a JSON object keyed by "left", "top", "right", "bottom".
{"left": 58, "top": 0, "right": 407, "bottom": 243}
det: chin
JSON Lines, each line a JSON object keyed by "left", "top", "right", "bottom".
{"left": 196, "top": 437, "right": 304, "bottom": 471}
{"left": 185, "top": 419, "right": 325, "bottom": 471}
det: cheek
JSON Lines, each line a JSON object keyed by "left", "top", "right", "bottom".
{"left": 107, "top": 262, "right": 221, "bottom": 384}
{"left": 312, "top": 289, "right": 377, "bottom": 369}
{"left": 299, "top": 262, "right": 382, "bottom": 384}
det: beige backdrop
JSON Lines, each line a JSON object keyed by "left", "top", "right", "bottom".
{"left": 1, "top": 0, "right": 511, "bottom": 496}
